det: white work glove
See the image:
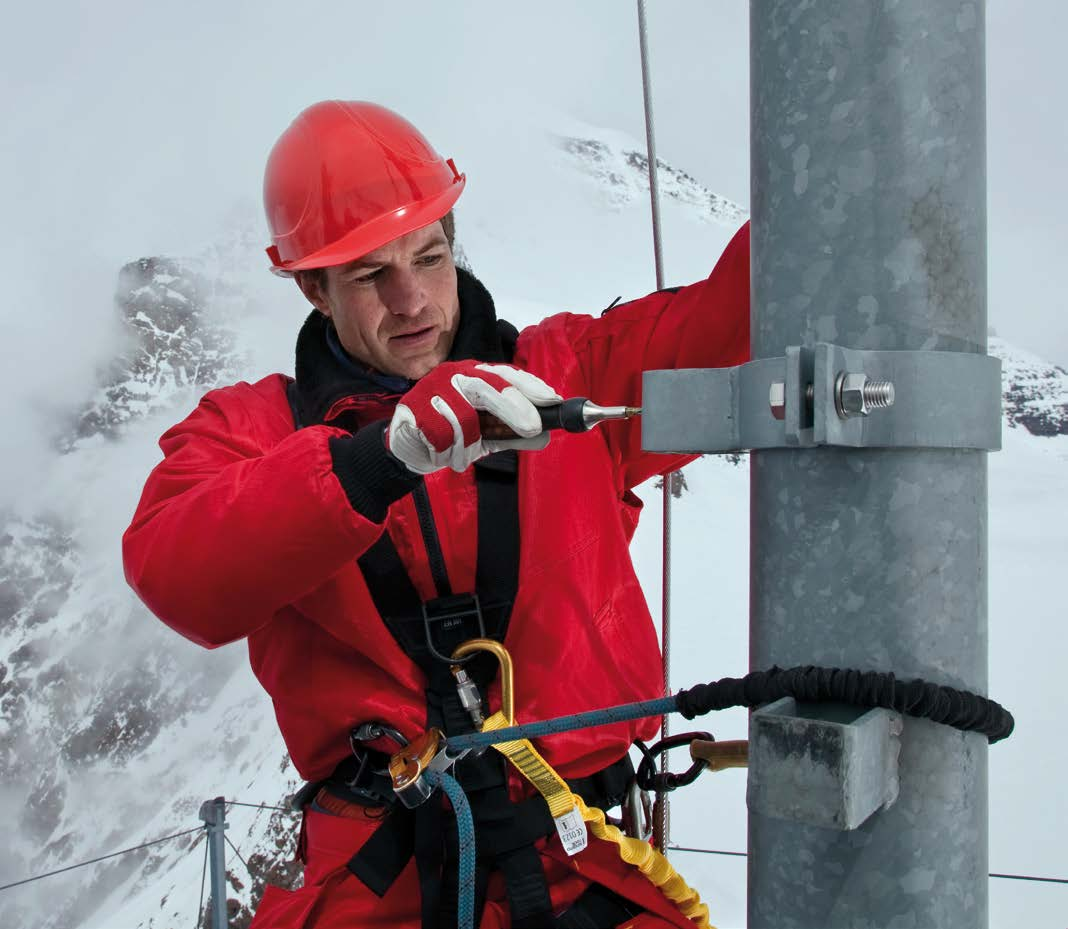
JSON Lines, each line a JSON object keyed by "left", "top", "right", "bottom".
{"left": 387, "top": 361, "right": 563, "bottom": 475}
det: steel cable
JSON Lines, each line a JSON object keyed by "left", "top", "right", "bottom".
{"left": 636, "top": 0, "right": 673, "bottom": 857}
{"left": 224, "top": 835, "right": 252, "bottom": 877}
{"left": 669, "top": 845, "right": 1068, "bottom": 886}
{"left": 225, "top": 800, "right": 295, "bottom": 814}
{"left": 194, "top": 837, "right": 209, "bottom": 929}
{"left": 0, "top": 826, "right": 204, "bottom": 893}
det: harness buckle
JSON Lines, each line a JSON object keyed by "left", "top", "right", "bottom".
{"left": 421, "top": 593, "right": 487, "bottom": 665}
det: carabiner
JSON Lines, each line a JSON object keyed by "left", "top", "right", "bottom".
{"left": 451, "top": 638, "right": 515, "bottom": 724}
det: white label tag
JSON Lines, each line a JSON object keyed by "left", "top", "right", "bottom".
{"left": 554, "top": 807, "right": 588, "bottom": 856}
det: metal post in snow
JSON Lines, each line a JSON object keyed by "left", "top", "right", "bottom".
{"left": 748, "top": 1, "right": 989, "bottom": 927}
{"left": 199, "top": 796, "right": 230, "bottom": 929}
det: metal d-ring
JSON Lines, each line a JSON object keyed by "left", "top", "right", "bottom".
{"left": 422, "top": 595, "right": 487, "bottom": 665}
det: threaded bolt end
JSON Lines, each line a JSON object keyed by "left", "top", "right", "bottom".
{"left": 863, "top": 380, "right": 895, "bottom": 409}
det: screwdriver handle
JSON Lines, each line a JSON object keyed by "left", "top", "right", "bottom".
{"left": 478, "top": 398, "right": 640, "bottom": 440}
{"left": 478, "top": 398, "right": 591, "bottom": 440}
{"left": 537, "top": 397, "right": 591, "bottom": 432}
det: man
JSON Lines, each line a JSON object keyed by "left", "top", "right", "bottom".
{"left": 123, "top": 100, "right": 750, "bottom": 929}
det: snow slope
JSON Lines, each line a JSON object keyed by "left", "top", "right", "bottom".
{"left": 2, "top": 114, "right": 1065, "bottom": 929}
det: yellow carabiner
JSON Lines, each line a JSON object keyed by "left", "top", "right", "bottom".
{"left": 451, "top": 639, "right": 575, "bottom": 819}
{"left": 451, "top": 638, "right": 514, "bottom": 723}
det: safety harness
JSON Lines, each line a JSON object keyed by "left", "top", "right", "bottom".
{"left": 348, "top": 449, "right": 641, "bottom": 928}
{"left": 287, "top": 271, "right": 648, "bottom": 929}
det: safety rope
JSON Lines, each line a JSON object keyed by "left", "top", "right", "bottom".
{"left": 424, "top": 770, "right": 476, "bottom": 929}
{"left": 635, "top": 0, "right": 674, "bottom": 855}
{"left": 447, "top": 665, "right": 1014, "bottom": 755}
{"left": 424, "top": 664, "right": 1013, "bottom": 929}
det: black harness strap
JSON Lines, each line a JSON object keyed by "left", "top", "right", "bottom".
{"left": 352, "top": 448, "right": 561, "bottom": 929}
{"left": 412, "top": 482, "right": 452, "bottom": 597}
{"left": 345, "top": 755, "right": 637, "bottom": 916}
{"left": 356, "top": 451, "right": 519, "bottom": 679}
{"left": 347, "top": 805, "right": 415, "bottom": 897}
{"left": 472, "top": 450, "right": 520, "bottom": 612}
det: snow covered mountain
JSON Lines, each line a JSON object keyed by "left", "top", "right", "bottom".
{"left": 2, "top": 119, "right": 1065, "bottom": 929}
{"left": 996, "top": 338, "right": 1068, "bottom": 438}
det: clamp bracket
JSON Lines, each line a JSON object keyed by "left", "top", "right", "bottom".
{"left": 641, "top": 343, "right": 1001, "bottom": 453}
{"left": 747, "top": 697, "right": 903, "bottom": 831}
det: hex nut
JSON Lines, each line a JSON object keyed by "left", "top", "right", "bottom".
{"left": 837, "top": 372, "right": 871, "bottom": 418}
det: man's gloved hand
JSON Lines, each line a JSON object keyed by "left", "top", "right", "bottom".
{"left": 387, "top": 361, "right": 563, "bottom": 474}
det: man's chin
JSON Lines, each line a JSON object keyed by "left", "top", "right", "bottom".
{"left": 387, "top": 335, "right": 453, "bottom": 380}
{"left": 387, "top": 351, "right": 445, "bottom": 381}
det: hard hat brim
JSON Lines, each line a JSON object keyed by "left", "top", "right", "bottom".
{"left": 268, "top": 175, "right": 465, "bottom": 278}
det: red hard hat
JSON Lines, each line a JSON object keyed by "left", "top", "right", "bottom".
{"left": 263, "top": 101, "right": 465, "bottom": 276}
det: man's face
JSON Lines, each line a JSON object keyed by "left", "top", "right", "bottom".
{"left": 297, "top": 220, "right": 460, "bottom": 379}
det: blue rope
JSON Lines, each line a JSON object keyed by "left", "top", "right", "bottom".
{"left": 424, "top": 770, "right": 476, "bottom": 929}
{"left": 418, "top": 697, "right": 675, "bottom": 929}
{"left": 447, "top": 695, "right": 679, "bottom": 753}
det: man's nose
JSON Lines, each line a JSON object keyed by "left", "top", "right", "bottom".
{"left": 383, "top": 267, "right": 427, "bottom": 317}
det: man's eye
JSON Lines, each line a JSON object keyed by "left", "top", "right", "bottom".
{"left": 350, "top": 269, "right": 382, "bottom": 284}
{"left": 418, "top": 253, "right": 444, "bottom": 267}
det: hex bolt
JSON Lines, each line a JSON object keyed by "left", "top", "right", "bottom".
{"left": 769, "top": 382, "right": 816, "bottom": 421}
{"left": 835, "top": 372, "right": 895, "bottom": 419}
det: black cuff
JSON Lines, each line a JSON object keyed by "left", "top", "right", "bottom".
{"left": 329, "top": 421, "right": 423, "bottom": 523}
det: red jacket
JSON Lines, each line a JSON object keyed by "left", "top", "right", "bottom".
{"left": 122, "top": 223, "right": 749, "bottom": 925}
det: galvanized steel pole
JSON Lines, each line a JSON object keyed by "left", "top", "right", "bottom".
{"left": 199, "top": 796, "right": 230, "bottom": 929}
{"left": 749, "top": 2, "right": 988, "bottom": 927}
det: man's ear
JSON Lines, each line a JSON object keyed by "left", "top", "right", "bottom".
{"left": 294, "top": 270, "right": 331, "bottom": 316}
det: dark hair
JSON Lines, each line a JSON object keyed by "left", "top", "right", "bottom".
{"left": 301, "top": 210, "right": 456, "bottom": 294}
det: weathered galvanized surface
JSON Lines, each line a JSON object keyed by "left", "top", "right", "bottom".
{"left": 748, "top": 697, "right": 903, "bottom": 832}
{"left": 748, "top": 1, "right": 990, "bottom": 926}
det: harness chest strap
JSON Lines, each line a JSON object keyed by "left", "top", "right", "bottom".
{"left": 351, "top": 449, "right": 564, "bottom": 929}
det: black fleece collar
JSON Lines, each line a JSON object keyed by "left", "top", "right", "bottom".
{"left": 292, "top": 266, "right": 518, "bottom": 428}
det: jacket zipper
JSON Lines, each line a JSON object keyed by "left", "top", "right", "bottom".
{"left": 412, "top": 483, "right": 452, "bottom": 598}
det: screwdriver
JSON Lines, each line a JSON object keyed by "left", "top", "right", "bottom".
{"left": 479, "top": 398, "right": 642, "bottom": 439}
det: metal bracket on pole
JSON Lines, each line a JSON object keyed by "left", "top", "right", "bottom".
{"left": 198, "top": 796, "right": 229, "bottom": 929}
{"left": 641, "top": 343, "right": 1002, "bottom": 453}
{"left": 747, "top": 698, "right": 903, "bottom": 831}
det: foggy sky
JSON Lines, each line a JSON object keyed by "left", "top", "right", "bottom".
{"left": 1, "top": 1, "right": 1064, "bottom": 506}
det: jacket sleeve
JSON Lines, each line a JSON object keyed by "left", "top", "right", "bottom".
{"left": 122, "top": 384, "right": 411, "bottom": 649}
{"left": 563, "top": 221, "right": 751, "bottom": 491}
